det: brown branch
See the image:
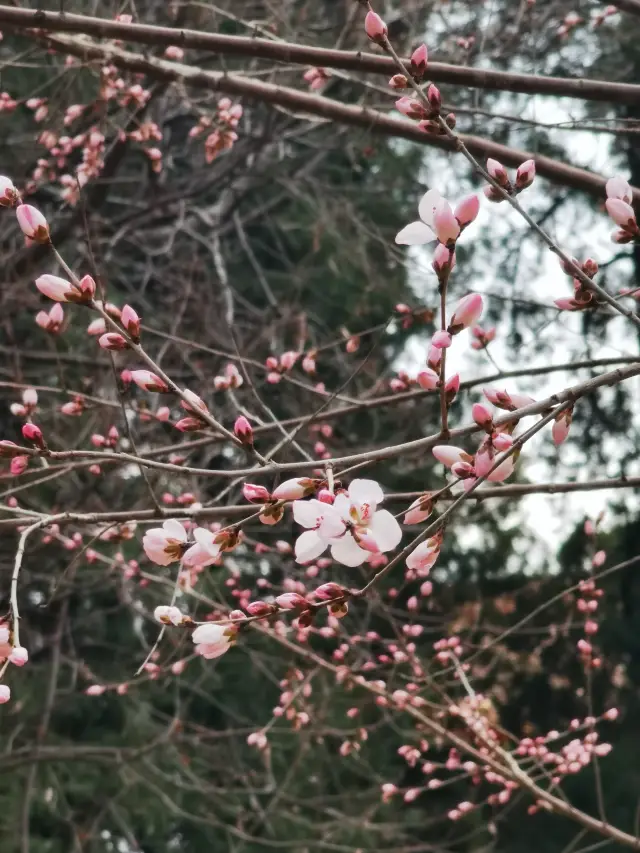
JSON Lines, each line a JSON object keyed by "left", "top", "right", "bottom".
{"left": 24, "top": 33, "right": 635, "bottom": 200}
{"left": 1, "top": 5, "right": 639, "bottom": 105}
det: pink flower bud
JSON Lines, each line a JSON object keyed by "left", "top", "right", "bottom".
{"left": 245, "top": 601, "right": 276, "bottom": 617}
{"left": 431, "top": 330, "right": 452, "bottom": 349}
{"left": 22, "top": 423, "right": 45, "bottom": 448}
{"left": 410, "top": 44, "right": 428, "bottom": 77}
{"left": 472, "top": 403, "right": 493, "bottom": 429}
{"left": 515, "top": 159, "right": 536, "bottom": 190}
{"left": 395, "top": 97, "right": 426, "bottom": 119}
{"left": 271, "top": 478, "right": 316, "bottom": 501}
{"left": 448, "top": 293, "right": 483, "bottom": 333}
{"left": 451, "top": 460, "right": 475, "bottom": 478}
{"left": 121, "top": 304, "right": 141, "bottom": 340}
{"left": 432, "top": 445, "right": 471, "bottom": 469}
{"left": 86, "top": 684, "right": 106, "bottom": 696}
{"left": 606, "top": 197, "right": 637, "bottom": 230}
{"left": 9, "top": 646, "right": 28, "bottom": 666}
{"left": 552, "top": 412, "right": 572, "bottom": 446}
{"left": 389, "top": 74, "right": 408, "bottom": 89}
{"left": 0, "top": 685, "right": 10, "bottom": 704}
{"left": 445, "top": 373, "right": 460, "bottom": 394}
{"left": 174, "top": 417, "right": 205, "bottom": 432}
{"left": 605, "top": 175, "right": 632, "bottom": 204}
{"left": 432, "top": 243, "right": 455, "bottom": 277}
{"left": 434, "top": 204, "right": 460, "bottom": 245}
{"left": 454, "top": 194, "right": 480, "bottom": 227}
{"left": 79, "top": 274, "right": 96, "bottom": 298}
{"left": 427, "top": 345, "right": 442, "bottom": 369}
{"left": 156, "top": 406, "right": 171, "bottom": 421}
{"left": 99, "top": 332, "right": 129, "bottom": 350}
{"left": 364, "top": 10, "right": 388, "bottom": 43}
{"left": 314, "top": 582, "right": 344, "bottom": 600}
{"left": 16, "top": 203, "right": 49, "bottom": 242}
{"left": 35, "top": 274, "right": 76, "bottom": 303}
{"left": 0, "top": 175, "right": 19, "bottom": 206}
{"left": 130, "top": 370, "right": 169, "bottom": 393}
{"left": 417, "top": 368, "right": 439, "bottom": 390}
{"left": 427, "top": 84, "right": 441, "bottom": 112}
{"left": 487, "top": 158, "right": 509, "bottom": 186}
{"left": 275, "top": 592, "right": 307, "bottom": 610}
{"left": 10, "top": 455, "right": 28, "bottom": 476}
{"left": 492, "top": 433, "right": 513, "bottom": 452}
{"left": 234, "top": 415, "right": 254, "bottom": 446}
{"left": 280, "top": 350, "right": 298, "bottom": 371}
{"left": 243, "top": 483, "right": 271, "bottom": 503}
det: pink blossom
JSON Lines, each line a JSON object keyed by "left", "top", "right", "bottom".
{"left": 432, "top": 243, "right": 455, "bottom": 276}
{"left": 35, "top": 274, "right": 76, "bottom": 302}
{"left": 294, "top": 479, "right": 401, "bottom": 567}
{"left": 431, "top": 330, "right": 452, "bottom": 349}
{"left": 483, "top": 387, "right": 535, "bottom": 411}
{"left": 0, "top": 175, "right": 19, "bottom": 206}
{"left": 154, "top": 605, "right": 184, "bottom": 625}
{"left": 515, "top": 159, "right": 536, "bottom": 190}
{"left": 432, "top": 445, "right": 472, "bottom": 469}
{"left": 449, "top": 293, "right": 483, "bottom": 333}
{"left": 433, "top": 204, "right": 461, "bottom": 245}
{"left": 192, "top": 622, "right": 235, "bottom": 659}
{"left": 472, "top": 403, "right": 493, "bottom": 429}
{"left": 487, "top": 158, "right": 509, "bottom": 185}
{"left": 417, "top": 368, "right": 439, "bottom": 390}
{"left": 492, "top": 432, "right": 513, "bottom": 452}
{"left": 272, "top": 478, "right": 317, "bottom": 501}
{"left": 86, "top": 684, "right": 106, "bottom": 696}
{"left": 99, "top": 332, "right": 129, "bottom": 350}
{"left": 181, "top": 389, "right": 209, "bottom": 414}
{"left": 36, "top": 303, "right": 64, "bottom": 333}
{"left": 9, "top": 646, "right": 28, "bottom": 666}
{"left": 121, "top": 304, "right": 140, "bottom": 339}
{"left": 130, "top": 370, "right": 169, "bottom": 393}
{"left": 142, "top": 519, "right": 188, "bottom": 565}
{"left": 0, "top": 685, "right": 10, "bottom": 704}
{"left": 275, "top": 592, "right": 307, "bottom": 610}
{"left": 395, "top": 97, "right": 427, "bottom": 120}
{"left": 406, "top": 538, "right": 440, "bottom": 573}
{"left": 454, "top": 194, "right": 480, "bottom": 227}
{"left": 404, "top": 494, "right": 434, "bottom": 525}
{"left": 364, "top": 10, "right": 388, "bottom": 43}
{"left": 156, "top": 406, "right": 171, "bottom": 421}
{"left": 10, "top": 456, "right": 28, "bottom": 476}
{"left": 22, "top": 423, "right": 44, "bottom": 448}
{"left": 552, "top": 409, "right": 573, "bottom": 446}
{"left": 234, "top": 415, "right": 253, "bottom": 446}
{"left": 606, "top": 175, "right": 633, "bottom": 204}
{"left": 183, "top": 527, "right": 224, "bottom": 567}
{"left": 605, "top": 197, "right": 637, "bottom": 231}
{"left": 395, "top": 189, "right": 447, "bottom": 246}
{"left": 16, "top": 203, "right": 49, "bottom": 242}
{"left": 243, "top": 483, "right": 271, "bottom": 503}
{"left": 410, "top": 44, "right": 428, "bottom": 77}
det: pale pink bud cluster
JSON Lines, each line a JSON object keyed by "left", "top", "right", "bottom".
{"left": 10, "top": 387, "right": 38, "bottom": 419}
{"left": 213, "top": 363, "right": 243, "bottom": 391}
{"left": 484, "top": 158, "right": 535, "bottom": 201}
{"left": 470, "top": 324, "right": 496, "bottom": 349}
{"left": 605, "top": 176, "right": 638, "bottom": 242}
{"left": 303, "top": 67, "right": 330, "bottom": 91}
{"left": 36, "top": 303, "right": 64, "bottom": 334}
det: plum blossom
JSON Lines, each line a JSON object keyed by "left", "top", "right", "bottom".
{"left": 395, "top": 190, "right": 478, "bottom": 247}
{"left": 293, "top": 479, "right": 402, "bottom": 567}
{"left": 183, "top": 527, "right": 223, "bottom": 567}
{"left": 142, "top": 519, "right": 188, "bottom": 565}
{"left": 192, "top": 622, "right": 236, "bottom": 659}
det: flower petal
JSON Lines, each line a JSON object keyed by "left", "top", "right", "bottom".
{"left": 292, "top": 498, "right": 325, "bottom": 529}
{"left": 369, "top": 509, "right": 402, "bottom": 552}
{"left": 332, "top": 493, "right": 352, "bottom": 521}
{"left": 317, "top": 505, "right": 347, "bottom": 539}
{"left": 395, "top": 220, "right": 436, "bottom": 246}
{"left": 163, "top": 518, "right": 187, "bottom": 542}
{"left": 348, "top": 479, "right": 384, "bottom": 507}
{"left": 295, "top": 530, "right": 328, "bottom": 563}
{"left": 331, "top": 535, "right": 368, "bottom": 567}
{"left": 418, "top": 189, "right": 446, "bottom": 228}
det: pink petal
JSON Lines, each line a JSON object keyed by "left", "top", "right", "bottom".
{"left": 348, "top": 479, "right": 384, "bottom": 507}
{"left": 368, "top": 509, "right": 402, "bottom": 552}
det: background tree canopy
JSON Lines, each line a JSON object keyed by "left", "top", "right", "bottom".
{"left": 0, "top": 1, "right": 639, "bottom": 852}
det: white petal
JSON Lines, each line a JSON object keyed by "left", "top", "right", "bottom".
{"left": 331, "top": 535, "right": 368, "bottom": 567}
{"left": 395, "top": 220, "right": 435, "bottom": 246}
{"left": 369, "top": 509, "right": 402, "bottom": 552}
{"left": 193, "top": 527, "right": 219, "bottom": 554}
{"left": 292, "top": 499, "right": 324, "bottom": 529}
{"left": 418, "top": 189, "right": 446, "bottom": 228}
{"left": 192, "top": 623, "right": 226, "bottom": 645}
{"left": 295, "top": 530, "right": 328, "bottom": 563}
{"left": 332, "top": 493, "right": 352, "bottom": 521}
{"left": 317, "top": 505, "right": 347, "bottom": 539}
{"left": 348, "top": 479, "right": 384, "bottom": 507}
{"left": 163, "top": 518, "right": 187, "bottom": 542}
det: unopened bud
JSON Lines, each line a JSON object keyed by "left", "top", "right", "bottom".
{"left": 410, "top": 44, "right": 428, "bottom": 78}
{"left": 234, "top": 415, "right": 254, "bottom": 447}
{"left": 364, "top": 10, "right": 388, "bottom": 44}
{"left": 22, "top": 422, "right": 45, "bottom": 449}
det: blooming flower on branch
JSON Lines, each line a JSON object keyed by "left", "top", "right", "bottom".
{"left": 192, "top": 622, "right": 236, "bottom": 659}
{"left": 293, "top": 479, "right": 402, "bottom": 567}
{"left": 142, "top": 519, "right": 188, "bottom": 565}
{"left": 183, "top": 527, "right": 224, "bottom": 567}
{"left": 395, "top": 189, "right": 478, "bottom": 248}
